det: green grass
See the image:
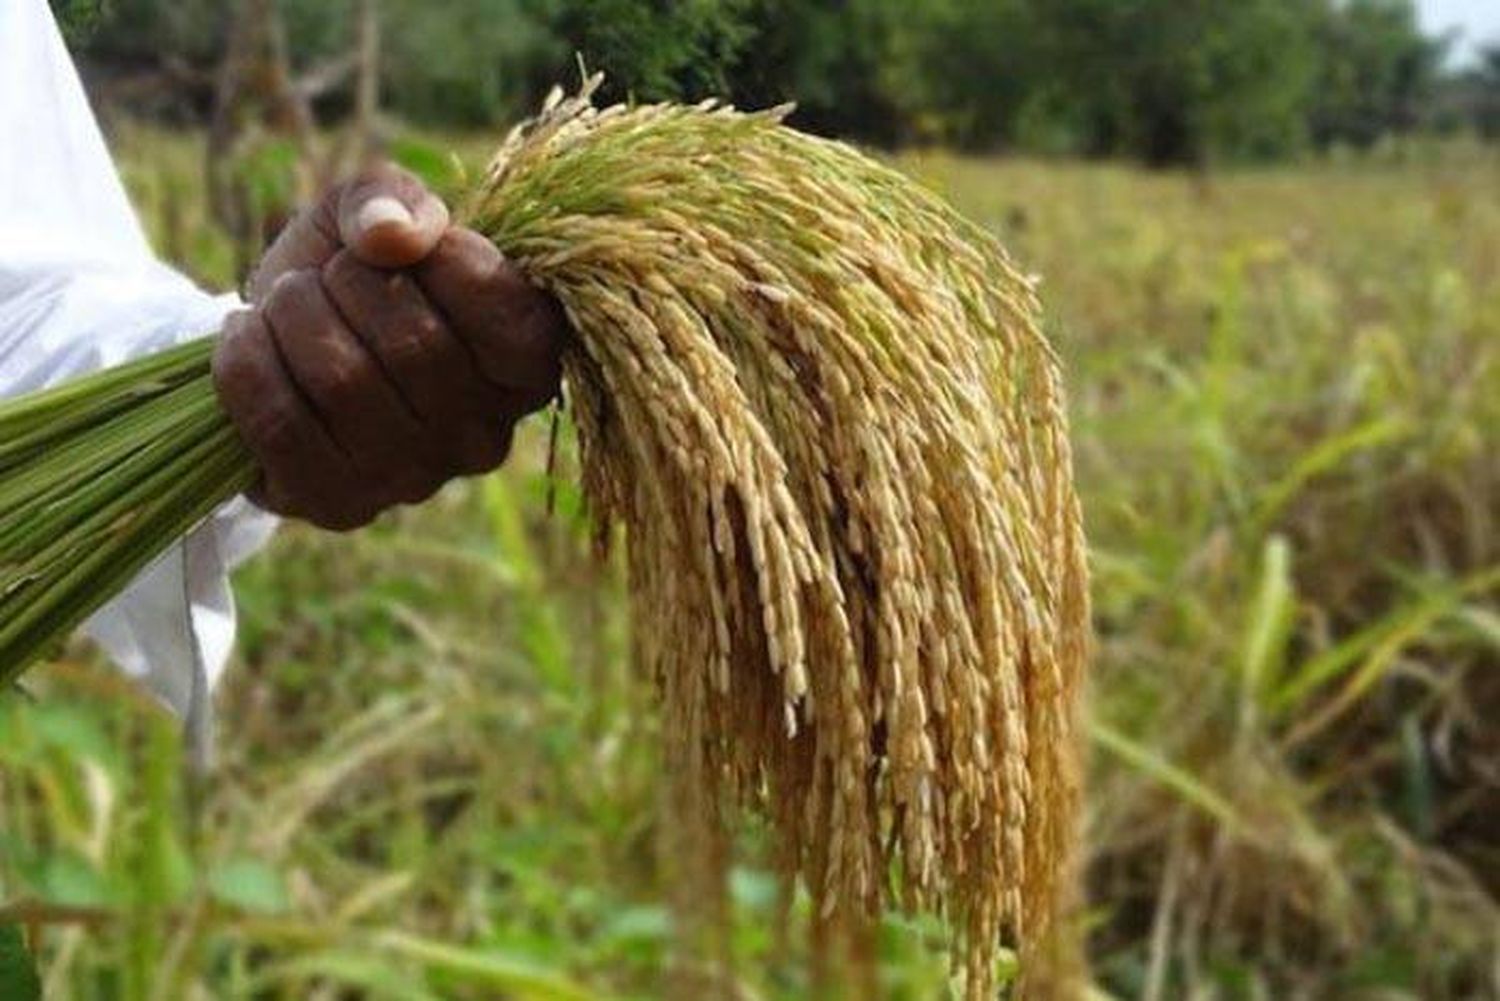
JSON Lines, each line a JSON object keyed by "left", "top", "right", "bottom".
{"left": 0, "top": 126, "right": 1496, "bottom": 999}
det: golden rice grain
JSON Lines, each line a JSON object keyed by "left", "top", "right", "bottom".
{"left": 468, "top": 79, "right": 1091, "bottom": 998}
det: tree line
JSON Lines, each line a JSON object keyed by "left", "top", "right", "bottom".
{"left": 58, "top": 0, "right": 1500, "bottom": 165}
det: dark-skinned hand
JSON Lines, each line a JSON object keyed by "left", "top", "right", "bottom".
{"left": 212, "top": 165, "right": 565, "bottom": 531}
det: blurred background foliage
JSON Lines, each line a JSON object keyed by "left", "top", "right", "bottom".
{"left": 9, "top": 0, "right": 1500, "bottom": 998}
{"left": 53, "top": 0, "right": 1500, "bottom": 164}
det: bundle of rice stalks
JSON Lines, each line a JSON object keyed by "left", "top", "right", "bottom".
{"left": 0, "top": 80, "right": 1088, "bottom": 996}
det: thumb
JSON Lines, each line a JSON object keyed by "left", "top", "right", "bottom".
{"left": 338, "top": 164, "right": 450, "bottom": 269}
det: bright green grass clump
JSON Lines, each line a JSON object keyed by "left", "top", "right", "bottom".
{"left": 0, "top": 81, "right": 1089, "bottom": 997}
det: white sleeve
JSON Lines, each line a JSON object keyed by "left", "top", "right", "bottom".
{"left": 0, "top": 0, "right": 277, "bottom": 747}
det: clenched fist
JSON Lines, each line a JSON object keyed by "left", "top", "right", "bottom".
{"left": 212, "top": 165, "right": 565, "bottom": 531}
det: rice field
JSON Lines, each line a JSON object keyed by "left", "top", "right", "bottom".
{"left": 0, "top": 126, "right": 1496, "bottom": 999}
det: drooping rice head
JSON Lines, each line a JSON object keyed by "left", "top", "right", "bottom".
{"left": 468, "top": 81, "right": 1091, "bottom": 997}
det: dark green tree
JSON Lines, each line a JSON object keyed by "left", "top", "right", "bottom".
{"left": 727, "top": 0, "right": 909, "bottom": 144}
{"left": 878, "top": 0, "right": 1044, "bottom": 150}
{"left": 548, "top": 0, "right": 755, "bottom": 104}
{"left": 1478, "top": 45, "right": 1500, "bottom": 138}
{"left": 1033, "top": 0, "right": 1321, "bottom": 164}
{"left": 48, "top": 0, "right": 108, "bottom": 42}
{"left": 1310, "top": 0, "right": 1446, "bottom": 147}
{"left": 380, "top": 0, "right": 561, "bottom": 125}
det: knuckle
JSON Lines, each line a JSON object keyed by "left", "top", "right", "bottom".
{"left": 299, "top": 482, "right": 380, "bottom": 532}
{"left": 407, "top": 478, "right": 443, "bottom": 505}
{"left": 389, "top": 467, "right": 443, "bottom": 506}
{"left": 411, "top": 308, "right": 443, "bottom": 341}
{"left": 510, "top": 383, "right": 559, "bottom": 418}
{"left": 263, "top": 268, "right": 320, "bottom": 320}
{"left": 303, "top": 346, "right": 369, "bottom": 412}
{"left": 250, "top": 479, "right": 293, "bottom": 519}
{"left": 427, "top": 228, "right": 496, "bottom": 283}
{"left": 215, "top": 307, "right": 260, "bottom": 346}
{"left": 516, "top": 300, "right": 566, "bottom": 365}
{"left": 259, "top": 479, "right": 314, "bottom": 522}
{"left": 311, "top": 504, "right": 376, "bottom": 533}
{"left": 387, "top": 322, "right": 458, "bottom": 398}
{"left": 242, "top": 402, "right": 301, "bottom": 458}
{"left": 319, "top": 248, "right": 363, "bottom": 296}
{"left": 453, "top": 421, "right": 514, "bottom": 476}
{"left": 475, "top": 300, "right": 564, "bottom": 400}
{"left": 210, "top": 329, "right": 253, "bottom": 394}
{"left": 383, "top": 268, "right": 420, "bottom": 302}
{"left": 211, "top": 317, "right": 300, "bottom": 457}
{"left": 382, "top": 328, "right": 431, "bottom": 370}
{"left": 244, "top": 477, "right": 278, "bottom": 513}
{"left": 309, "top": 192, "right": 343, "bottom": 246}
{"left": 391, "top": 311, "right": 449, "bottom": 366}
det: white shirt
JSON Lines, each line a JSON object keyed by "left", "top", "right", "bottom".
{"left": 0, "top": 0, "right": 277, "bottom": 751}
